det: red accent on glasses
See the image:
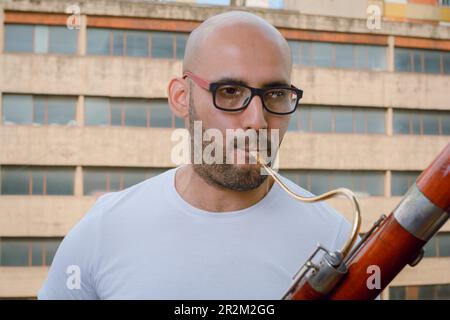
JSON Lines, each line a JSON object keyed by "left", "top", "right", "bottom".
{"left": 183, "top": 71, "right": 210, "bottom": 90}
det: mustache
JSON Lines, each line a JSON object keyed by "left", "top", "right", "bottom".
{"left": 230, "top": 138, "right": 277, "bottom": 161}
{"left": 232, "top": 139, "right": 271, "bottom": 151}
{"left": 197, "top": 127, "right": 280, "bottom": 157}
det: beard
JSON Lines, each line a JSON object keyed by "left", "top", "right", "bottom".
{"left": 188, "top": 94, "right": 270, "bottom": 192}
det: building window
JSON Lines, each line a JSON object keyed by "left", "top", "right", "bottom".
{"left": 313, "top": 42, "right": 333, "bottom": 68}
{"left": 0, "top": 166, "right": 75, "bottom": 195}
{"left": 176, "top": 34, "right": 187, "bottom": 59}
{"left": 5, "top": 24, "right": 33, "bottom": 52}
{"left": 279, "top": 170, "right": 384, "bottom": 197}
{"left": 151, "top": 31, "right": 175, "bottom": 58}
{"left": 197, "top": 0, "right": 230, "bottom": 5}
{"left": 0, "top": 238, "right": 61, "bottom": 266}
{"left": 393, "top": 109, "right": 450, "bottom": 136}
{"left": 391, "top": 171, "right": 421, "bottom": 196}
{"left": 87, "top": 28, "right": 187, "bottom": 59}
{"left": 5, "top": 24, "right": 78, "bottom": 54}
{"left": 288, "top": 41, "right": 386, "bottom": 71}
{"left": 244, "top": 0, "right": 284, "bottom": 8}
{"left": 288, "top": 106, "right": 385, "bottom": 134}
{"left": 126, "top": 30, "right": 149, "bottom": 57}
{"left": 390, "top": 284, "right": 450, "bottom": 300}
{"left": 2, "top": 94, "right": 76, "bottom": 126}
{"left": 83, "top": 167, "right": 166, "bottom": 196}
{"left": 395, "top": 48, "right": 450, "bottom": 75}
{"left": 84, "top": 97, "right": 183, "bottom": 128}
{"left": 86, "top": 28, "right": 110, "bottom": 55}
{"left": 423, "top": 232, "right": 450, "bottom": 258}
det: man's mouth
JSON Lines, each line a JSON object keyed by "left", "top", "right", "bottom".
{"left": 235, "top": 146, "right": 267, "bottom": 153}
{"left": 235, "top": 147, "right": 267, "bottom": 159}
{"left": 232, "top": 147, "right": 269, "bottom": 165}
{"left": 233, "top": 141, "right": 269, "bottom": 152}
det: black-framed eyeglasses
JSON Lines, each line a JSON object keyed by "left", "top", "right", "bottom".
{"left": 183, "top": 71, "right": 303, "bottom": 115}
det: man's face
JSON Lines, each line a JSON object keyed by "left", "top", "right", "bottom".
{"left": 187, "top": 23, "right": 292, "bottom": 191}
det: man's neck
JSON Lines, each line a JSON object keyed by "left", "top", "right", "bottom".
{"left": 174, "top": 165, "right": 274, "bottom": 213}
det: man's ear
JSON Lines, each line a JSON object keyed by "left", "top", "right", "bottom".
{"left": 167, "top": 77, "right": 189, "bottom": 118}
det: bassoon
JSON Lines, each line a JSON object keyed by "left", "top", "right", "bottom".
{"left": 258, "top": 142, "right": 449, "bottom": 300}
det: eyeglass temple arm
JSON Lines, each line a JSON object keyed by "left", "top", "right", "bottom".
{"left": 291, "top": 85, "right": 303, "bottom": 99}
{"left": 183, "top": 71, "right": 210, "bottom": 90}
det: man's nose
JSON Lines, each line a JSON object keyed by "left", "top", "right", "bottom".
{"left": 240, "top": 94, "right": 268, "bottom": 130}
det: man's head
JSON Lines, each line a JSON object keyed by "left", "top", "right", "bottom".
{"left": 168, "top": 11, "right": 295, "bottom": 191}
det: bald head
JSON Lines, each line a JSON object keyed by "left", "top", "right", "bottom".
{"left": 168, "top": 11, "right": 296, "bottom": 193}
{"left": 183, "top": 11, "right": 292, "bottom": 76}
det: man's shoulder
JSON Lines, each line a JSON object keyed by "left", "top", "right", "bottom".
{"left": 78, "top": 168, "right": 176, "bottom": 229}
{"left": 95, "top": 168, "right": 175, "bottom": 211}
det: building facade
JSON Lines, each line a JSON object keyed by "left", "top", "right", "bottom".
{"left": 0, "top": 0, "right": 449, "bottom": 299}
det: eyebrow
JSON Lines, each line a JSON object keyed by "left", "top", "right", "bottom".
{"left": 214, "top": 77, "right": 290, "bottom": 88}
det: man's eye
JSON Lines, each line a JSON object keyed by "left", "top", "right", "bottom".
{"left": 220, "top": 86, "right": 241, "bottom": 96}
{"left": 268, "top": 90, "right": 285, "bottom": 98}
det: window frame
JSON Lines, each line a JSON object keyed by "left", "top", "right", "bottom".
{"left": 289, "top": 105, "right": 386, "bottom": 135}
{"left": 279, "top": 169, "right": 385, "bottom": 197}
{"left": 0, "top": 237, "right": 62, "bottom": 267}
{"left": 86, "top": 28, "right": 188, "bottom": 60}
{"left": 0, "top": 166, "right": 75, "bottom": 196}
{"left": 395, "top": 48, "right": 449, "bottom": 75}
{"left": 2, "top": 94, "right": 77, "bottom": 126}
{"left": 390, "top": 171, "right": 420, "bottom": 197}
{"left": 82, "top": 167, "right": 164, "bottom": 195}
{"left": 5, "top": 23, "right": 79, "bottom": 55}
{"left": 84, "top": 97, "right": 181, "bottom": 128}
{"left": 393, "top": 109, "right": 448, "bottom": 136}
{"left": 288, "top": 40, "right": 387, "bottom": 71}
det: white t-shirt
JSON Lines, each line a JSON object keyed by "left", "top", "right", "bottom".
{"left": 38, "top": 167, "right": 353, "bottom": 300}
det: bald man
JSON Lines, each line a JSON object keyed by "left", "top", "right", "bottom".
{"left": 38, "top": 11, "right": 353, "bottom": 300}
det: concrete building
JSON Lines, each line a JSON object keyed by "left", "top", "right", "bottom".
{"left": 0, "top": 0, "right": 449, "bottom": 299}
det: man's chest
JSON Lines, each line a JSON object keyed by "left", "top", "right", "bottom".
{"left": 94, "top": 213, "right": 333, "bottom": 299}
{"left": 94, "top": 235, "right": 306, "bottom": 299}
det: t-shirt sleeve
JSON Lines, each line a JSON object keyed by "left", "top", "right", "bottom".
{"left": 37, "top": 195, "right": 107, "bottom": 300}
